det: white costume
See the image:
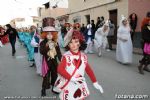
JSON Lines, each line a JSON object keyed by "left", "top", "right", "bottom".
{"left": 116, "top": 15, "right": 133, "bottom": 64}
{"left": 55, "top": 29, "right": 104, "bottom": 99}
{"left": 59, "top": 51, "right": 90, "bottom": 100}
{"left": 31, "top": 33, "right": 42, "bottom": 75}
{"left": 94, "top": 21, "right": 110, "bottom": 56}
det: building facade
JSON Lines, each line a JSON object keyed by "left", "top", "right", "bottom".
{"left": 37, "top": 1, "right": 68, "bottom": 27}
{"left": 68, "top": 0, "right": 150, "bottom": 47}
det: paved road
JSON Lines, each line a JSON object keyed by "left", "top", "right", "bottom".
{"left": 0, "top": 42, "right": 150, "bottom": 100}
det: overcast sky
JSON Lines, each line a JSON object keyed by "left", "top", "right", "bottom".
{"left": 0, "top": 0, "right": 68, "bottom": 25}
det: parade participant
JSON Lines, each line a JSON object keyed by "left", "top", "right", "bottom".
{"left": 116, "top": 15, "right": 133, "bottom": 64}
{"left": 31, "top": 29, "right": 42, "bottom": 76}
{"left": 28, "top": 26, "right": 36, "bottom": 67}
{"left": 4, "top": 24, "right": 19, "bottom": 56}
{"left": 60, "top": 23, "right": 71, "bottom": 42}
{"left": 138, "top": 18, "right": 150, "bottom": 74}
{"left": 84, "top": 20, "right": 95, "bottom": 54}
{"left": 54, "top": 29, "right": 104, "bottom": 100}
{"left": 94, "top": 20, "right": 110, "bottom": 57}
{"left": 0, "top": 26, "right": 5, "bottom": 47}
{"left": 40, "top": 17, "right": 62, "bottom": 96}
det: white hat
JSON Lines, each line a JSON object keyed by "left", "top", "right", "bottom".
{"left": 103, "top": 20, "right": 109, "bottom": 26}
{"left": 121, "top": 15, "right": 126, "bottom": 21}
{"left": 43, "top": 26, "right": 56, "bottom": 32}
{"left": 119, "top": 15, "right": 128, "bottom": 27}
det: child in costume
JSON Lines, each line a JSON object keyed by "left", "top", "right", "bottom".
{"left": 40, "top": 18, "right": 62, "bottom": 96}
{"left": 116, "top": 15, "right": 133, "bottom": 64}
{"left": 31, "top": 29, "right": 42, "bottom": 75}
{"left": 54, "top": 28, "right": 104, "bottom": 100}
{"left": 94, "top": 20, "right": 110, "bottom": 57}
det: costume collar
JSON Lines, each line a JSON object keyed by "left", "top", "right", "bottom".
{"left": 70, "top": 50, "right": 80, "bottom": 55}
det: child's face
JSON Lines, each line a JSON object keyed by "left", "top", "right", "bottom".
{"left": 122, "top": 19, "right": 128, "bottom": 26}
{"left": 46, "top": 32, "right": 53, "bottom": 40}
{"left": 69, "top": 39, "right": 80, "bottom": 52}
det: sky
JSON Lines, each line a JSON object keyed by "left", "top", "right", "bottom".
{"left": 0, "top": 0, "right": 68, "bottom": 25}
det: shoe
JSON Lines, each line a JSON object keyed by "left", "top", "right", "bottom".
{"left": 106, "top": 49, "right": 111, "bottom": 52}
{"left": 29, "top": 63, "right": 35, "bottom": 67}
{"left": 12, "top": 53, "right": 15, "bottom": 56}
{"left": 12, "top": 52, "right": 15, "bottom": 56}
{"left": 98, "top": 51, "right": 102, "bottom": 57}
{"left": 143, "top": 66, "right": 150, "bottom": 72}
{"left": 41, "top": 89, "right": 46, "bottom": 96}
{"left": 138, "top": 65, "right": 144, "bottom": 75}
{"left": 52, "top": 87, "right": 59, "bottom": 94}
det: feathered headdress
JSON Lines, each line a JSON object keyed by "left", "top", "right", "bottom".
{"left": 64, "top": 28, "right": 85, "bottom": 47}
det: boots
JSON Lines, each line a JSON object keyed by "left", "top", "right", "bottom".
{"left": 143, "top": 65, "right": 150, "bottom": 72}
{"left": 41, "top": 89, "right": 46, "bottom": 96}
{"left": 138, "top": 64, "right": 144, "bottom": 75}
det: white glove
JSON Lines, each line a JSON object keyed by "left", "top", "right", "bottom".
{"left": 93, "top": 82, "right": 104, "bottom": 93}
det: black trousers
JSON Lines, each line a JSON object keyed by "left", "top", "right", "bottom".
{"left": 10, "top": 39, "right": 16, "bottom": 54}
{"left": 107, "top": 36, "right": 114, "bottom": 50}
{"left": 131, "top": 30, "right": 135, "bottom": 41}
{"left": 42, "top": 60, "right": 58, "bottom": 90}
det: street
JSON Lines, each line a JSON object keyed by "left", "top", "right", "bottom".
{"left": 0, "top": 42, "right": 150, "bottom": 100}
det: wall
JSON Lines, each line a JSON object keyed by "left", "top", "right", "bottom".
{"left": 39, "top": 7, "right": 68, "bottom": 19}
{"left": 68, "top": 0, "right": 128, "bottom": 26}
{"left": 128, "top": 0, "right": 150, "bottom": 32}
{"left": 68, "top": 0, "right": 116, "bottom": 14}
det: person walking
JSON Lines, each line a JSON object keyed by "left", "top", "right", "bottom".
{"left": 4, "top": 24, "right": 19, "bottom": 56}
{"left": 31, "top": 29, "right": 42, "bottom": 76}
{"left": 116, "top": 15, "right": 133, "bottom": 64}
{"left": 84, "top": 20, "right": 95, "bottom": 54}
{"left": 40, "top": 17, "right": 62, "bottom": 96}
{"left": 54, "top": 30, "right": 103, "bottom": 100}
{"left": 94, "top": 21, "right": 110, "bottom": 57}
{"left": 138, "top": 18, "right": 150, "bottom": 74}
{"left": 107, "top": 19, "right": 115, "bottom": 51}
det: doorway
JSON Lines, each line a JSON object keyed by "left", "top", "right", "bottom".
{"left": 109, "top": 9, "right": 117, "bottom": 44}
{"left": 85, "top": 14, "right": 90, "bottom": 25}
